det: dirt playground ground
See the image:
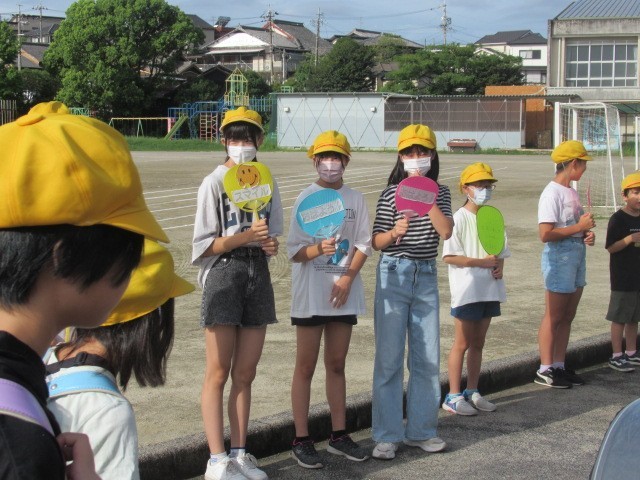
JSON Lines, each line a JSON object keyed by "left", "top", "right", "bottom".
{"left": 126, "top": 151, "right": 627, "bottom": 447}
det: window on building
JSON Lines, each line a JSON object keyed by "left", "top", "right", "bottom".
{"left": 519, "top": 50, "right": 541, "bottom": 60}
{"left": 565, "top": 40, "right": 638, "bottom": 87}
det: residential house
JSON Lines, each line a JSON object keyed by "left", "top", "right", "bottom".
{"left": 329, "top": 28, "right": 423, "bottom": 91}
{"left": 188, "top": 14, "right": 233, "bottom": 47}
{"left": 8, "top": 14, "right": 62, "bottom": 44}
{"left": 475, "top": 30, "right": 548, "bottom": 84}
{"left": 201, "top": 19, "right": 332, "bottom": 83}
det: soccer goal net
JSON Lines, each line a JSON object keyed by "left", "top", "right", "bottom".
{"left": 555, "top": 102, "right": 626, "bottom": 215}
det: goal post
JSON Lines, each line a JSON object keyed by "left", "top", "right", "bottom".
{"left": 555, "top": 102, "right": 626, "bottom": 215}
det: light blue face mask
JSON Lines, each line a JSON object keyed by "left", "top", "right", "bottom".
{"left": 468, "top": 187, "right": 492, "bottom": 206}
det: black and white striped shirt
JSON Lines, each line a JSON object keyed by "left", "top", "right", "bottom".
{"left": 372, "top": 183, "right": 452, "bottom": 259}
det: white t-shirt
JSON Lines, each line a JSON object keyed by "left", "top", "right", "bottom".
{"left": 442, "top": 207, "right": 510, "bottom": 308}
{"left": 46, "top": 357, "right": 139, "bottom": 480}
{"left": 287, "top": 183, "right": 372, "bottom": 317}
{"left": 192, "top": 164, "right": 284, "bottom": 287}
{"left": 538, "top": 181, "right": 583, "bottom": 238}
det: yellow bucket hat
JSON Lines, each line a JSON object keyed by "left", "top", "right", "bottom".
{"left": 102, "top": 239, "right": 195, "bottom": 326}
{"left": 307, "top": 130, "right": 351, "bottom": 158}
{"left": 220, "top": 107, "right": 264, "bottom": 132}
{"left": 551, "top": 140, "right": 593, "bottom": 163}
{"left": 397, "top": 124, "right": 437, "bottom": 152}
{"left": 621, "top": 172, "right": 640, "bottom": 191}
{"left": 459, "top": 162, "right": 497, "bottom": 192}
{"left": 0, "top": 102, "right": 168, "bottom": 242}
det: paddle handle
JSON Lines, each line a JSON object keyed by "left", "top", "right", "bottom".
{"left": 395, "top": 213, "right": 409, "bottom": 245}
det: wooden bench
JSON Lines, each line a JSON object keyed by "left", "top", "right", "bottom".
{"left": 447, "top": 139, "right": 477, "bottom": 152}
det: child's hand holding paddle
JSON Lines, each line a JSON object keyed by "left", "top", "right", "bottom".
{"left": 391, "top": 217, "right": 409, "bottom": 241}
{"left": 318, "top": 237, "right": 337, "bottom": 256}
{"left": 261, "top": 236, "right": 279, "bottom": 256}
{"left": 248, "top": 218, "right": 269, "bottom": 243}
{"left": 479, "top": 255, "right": 499, "bottom": 269}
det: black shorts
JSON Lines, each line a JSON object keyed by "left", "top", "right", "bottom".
{"left": 201, "top": 247, "right": 277, "bottom": 328}
{"left": 291, "top": 314, "right": 357, "bottom": 327}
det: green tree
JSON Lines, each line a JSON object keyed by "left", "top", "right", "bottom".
{"left": 18, "top": 69, "right": 60, "bottom": 108}
{"left": 172, "top": 77, "right": 222, "bottom": 104}
{"left": 44, "top": 0, "right": 204, "bottom": 117}
{"left": 372, "top": 34, "right": 413, "bottom": 64}
{"left": 384, "top": 44, "right": 523, "bottom": 95}
{"left": 243, "top": 69, "right": 271, "bottom": 98}
{"left": 0, "top": 21, "right": 21, "bottom": 99}
{"left": 292, "top": 38, "right": 375, "bottom": 92}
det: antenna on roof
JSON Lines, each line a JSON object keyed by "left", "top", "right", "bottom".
{"left": 214, "top": 16, "right": 230, "bottom": 28}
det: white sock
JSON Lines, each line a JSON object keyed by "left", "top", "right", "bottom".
{"left": 552, "top": 361, "right": 564, "bottom": 370}
{"left": 209, "top": 452, "right": 227, "bottom": 464}
{"left": 625, "top": 350, "right": 636, "bottom": 356}
{"left": 612, "top": 352, "right": 623, "bottom": 358}
{"left": 229, "top": 448, "right": 245, "bottom": 458}
{"left": 539, "top": 364, "right": 552, "bottom": 373}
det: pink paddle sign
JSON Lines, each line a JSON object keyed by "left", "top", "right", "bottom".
{"left": 394, "top": 176, "right": 439, "bottom": 245}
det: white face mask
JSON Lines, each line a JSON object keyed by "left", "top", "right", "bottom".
{"left": 403, "top": 156, "right": 431, "bottom": 176}
{"left": 317, "top": 160, "right": 344, "bottom": 183}
{"left": 468, "top": 187, "right": 492, "bottom": 206}
{"left": 227, "top": 145, "right": 257, "bottom": 164}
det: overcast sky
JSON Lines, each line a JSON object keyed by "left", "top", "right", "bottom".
{"left": 2, "top": 0, "right": 568, "bottom": 45}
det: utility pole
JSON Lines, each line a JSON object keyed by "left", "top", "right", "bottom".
{"left": 262, "top": 6, "right": 278, "bottom": 84}
{"left": 311, "top": 8, "right": 323, "bottom": 67}
{"left": 16, "top": 3, "right": 22, "bottom": 70}
{"left": 439, "top": 1, "right": 452, "bottom": 46}
{"left": 33, "top": 2, "right": 47, "bottom": 43}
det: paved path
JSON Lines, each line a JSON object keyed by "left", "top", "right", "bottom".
{"left": 242, "top": 364, "right": 640, "bottom": 480}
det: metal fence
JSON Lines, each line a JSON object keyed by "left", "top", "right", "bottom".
{"left": 0, "top": 100, "right": 17, "bottom": 126}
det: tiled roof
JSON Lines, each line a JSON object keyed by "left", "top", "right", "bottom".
{"left": 556, "top": 0, "right": 640, "bottom": 19}
{"left": 272, "top": 19, "right": 332, "bottom": 55}
{"left": 475, "top": 30, "right": 546, "bottom": 45}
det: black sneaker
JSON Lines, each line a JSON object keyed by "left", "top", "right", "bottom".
{"left": 625, "top": 352, "right": 640, "bottom": 366}
{"left": 327, "top": 434, "right": 369, "bottom": 462}
{"left": 292, "top": 439, "right": 323, "bottom": 469}
{"left": 534, "top": 367, "right": 572, "bottom": 388}
{"left": 557, "top": 367, "right": 585, "bottom": 386}
{"left": 609, "top": 356, "right": 635, "bottom": 372}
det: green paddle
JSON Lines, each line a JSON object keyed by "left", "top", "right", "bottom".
{"left": 476, "top": 205, "right": 505, "bottom": 255}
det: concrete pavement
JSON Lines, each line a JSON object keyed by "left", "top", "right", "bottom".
{"left": 140, "top": 333, "right": 638, "bottom": 479}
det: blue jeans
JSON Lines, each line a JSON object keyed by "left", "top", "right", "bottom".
{"left": 372, "top": 255, "right": 441, "bottom": 443}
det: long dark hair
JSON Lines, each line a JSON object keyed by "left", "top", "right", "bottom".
{"left": 387, "top": 148, "right": 441, "bottom": 186}
{"left": 222, "top": 122, "right": 262, "bottom": 148}
{"left": 63, "top": 298, "right": 175, "bottom": 391}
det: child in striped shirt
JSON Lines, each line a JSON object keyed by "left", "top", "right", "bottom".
{"left": 370, "top": 124, "right": 453, "bottom": 460}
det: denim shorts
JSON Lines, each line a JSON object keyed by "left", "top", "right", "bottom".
{"left": 201, "top": 247, "right": 277, "bottom": 328}
{"left": 450, "top": 301, "right": 501, "bottom": 321}
{"left": 541, "top": 237, "right": 586, "bottom": 294}
{"left": 606, "top": 290, "right": 640, "bottom": 324}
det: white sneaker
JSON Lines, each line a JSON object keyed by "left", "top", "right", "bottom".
{"left": 403, "top": 437, "right": 447, "bottom": 453}
{"left": 372, "top": 442, "right": 398, "bottom": 460}
{"left": 231, "top": 453, "right": 267, "bottom": 480}
{"left": 204, "top": 456, "right": 247, "bottom": 480}
{"left": 467, "top": 392, "right": 496, "bottom": 412}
